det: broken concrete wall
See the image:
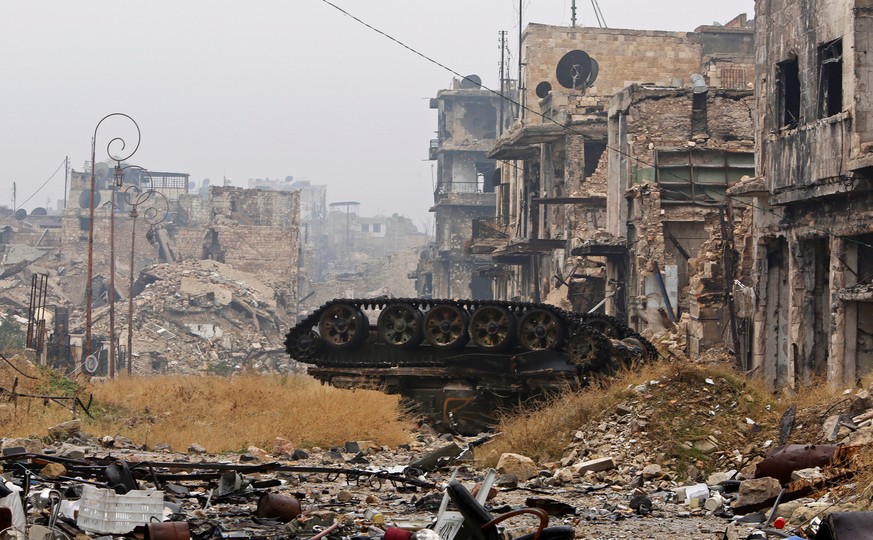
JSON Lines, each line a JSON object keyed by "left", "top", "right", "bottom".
{"left": 606, "top": 87, "right": 754, "bottom": 345}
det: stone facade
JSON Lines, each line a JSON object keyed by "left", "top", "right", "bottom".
{"left": 747, "top": 0, "right": 873, "bottom": 386}
{"left": 482, "top": 16, "right": 755, "bottom": 311}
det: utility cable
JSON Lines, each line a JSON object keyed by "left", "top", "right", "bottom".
{"left": 15, "top": 158, "right": 65, "bottom": 211}
{"left": 316, "top": 0, "right": 873, "bottom": 252}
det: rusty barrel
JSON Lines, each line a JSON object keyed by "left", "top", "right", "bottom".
{"left": 145, "top": 521, "right": 190, "bottom": 540}
{"left": 256, "top": 493, "right": 302, "bottom": 522}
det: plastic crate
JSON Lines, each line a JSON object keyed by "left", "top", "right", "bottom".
{"left": 77, "top": 484, "right": 165, "bottom": 534}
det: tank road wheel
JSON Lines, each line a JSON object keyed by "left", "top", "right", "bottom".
{"left": 424, "top": 304, "right": 469, "bottom": 349}
{"left": 318, "top": 303, "right": 369, "bottom": 349}
{"left": 285, "top": 329, "right": 321, "bottom": 360}
{"left": 621, "top": 336, "right": 649, "bottom": 362}
{"left": 469, "top": 305, "right": 517, "bottom": 352}
{"left": 567, "top": 325, "right": 609, "bottom": 373}
{"left": 518, "top": 309, "right": 564, "bottom": 351}
{"left": 377, "top": 303, "right": 424, "bottom": 349}
{"left": 584, "top": 315, "right": 621, "bottom": 338}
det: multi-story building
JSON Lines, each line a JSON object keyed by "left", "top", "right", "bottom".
{"left": 479, "top": 15, "right": 755, "bottom": 317}
{"left": 429, "top": 77, "right": 502, "bottom": 299}
{"left": 743, "top": 0, "right": 873, "bottom": 385}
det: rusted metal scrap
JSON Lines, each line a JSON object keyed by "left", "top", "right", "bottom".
{"left": 754, "top": 444, "right": 849, "bottom": 485}
{"left": 0, "top": 378, "right": 93, "bottom": 418}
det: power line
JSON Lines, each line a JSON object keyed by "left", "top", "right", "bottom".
{"left": 315, "top": 0, "right": 873, "bottom": 252}
{"left": 16, "top": 158, "right": 66, "bottom": 211}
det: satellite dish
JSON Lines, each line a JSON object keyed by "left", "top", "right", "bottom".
{"left": 78, "top": 189, "right": 101, "bottom": 209}
{"left": 14, "top": 209, "right": 27, "bottom": 220}
{"left": 460, "top": 74, "right": 482, "bottom": 89}
{"left": 586, "top": 58, "right": 600, "bottom": 87}
{"left": 31, "top": 207, "right": 47, "bottom": 216}
{"left": 94, "top": 162, "right": 110, "bottom": 180}
{"left": 556, "top": 50, "right": 592, "bottom": 90}
{"left": 535, "top": 81, "right": 552, "bottom": 99}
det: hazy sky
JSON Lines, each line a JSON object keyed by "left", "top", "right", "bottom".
{"left": 0, "top": 0, "right": 755, "bottom": 230}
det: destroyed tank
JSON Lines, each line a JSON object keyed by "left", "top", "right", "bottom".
{"left": 284, "top": 298, "right": 657, "bottom": 435}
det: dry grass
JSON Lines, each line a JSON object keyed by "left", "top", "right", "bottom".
{"left": 1, "top": 361, "right": 411, "bottom": 453}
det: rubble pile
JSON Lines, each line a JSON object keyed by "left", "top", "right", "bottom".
{"left": 89, "top": 259, "right": 298, "bottom": 375}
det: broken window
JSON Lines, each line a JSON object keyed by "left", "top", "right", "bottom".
{"left": 373, "top": 223, "right": 381, "bottom": 233}
{"left": 818, "top": 38, "right": 843, "bottom": 118}
{"left": 361, "top": 223, "right": 369, "bottom": 232}
{"left": 653, "top": 149, "right": 754, "bottom": 204}
{"left": 776, "top": 56, "right": 801, "bottom": 128}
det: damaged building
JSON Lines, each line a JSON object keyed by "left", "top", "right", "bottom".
{"left": 740, "top": 0, "right": 873, "bottom": 386}
{"left": 473, "top": 15, "right": 755, "bottom": 342}
{"left": 428, "top": 77, "right": 502, "bottom": 299}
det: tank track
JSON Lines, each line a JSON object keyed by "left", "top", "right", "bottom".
{"left": 284, "top": 298, "right": 656, "bottom": 370}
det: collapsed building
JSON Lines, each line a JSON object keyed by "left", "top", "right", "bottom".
{"left": 739, "top": 0, "right": 873, "bottom": 386}
{"left": 471, "top": 14, "right": 755, "bottom": 352}
{"left": 8, "top": 159, "right": 426, "bottom": 374}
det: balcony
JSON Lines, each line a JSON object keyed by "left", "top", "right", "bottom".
{"left": 428, "top": 139, "right": 439, "bottom": 160}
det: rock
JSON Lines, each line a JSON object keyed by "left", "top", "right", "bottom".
{"left": 153, "top": 442, "right": 172, "bottom": 452}
{"left": 291, "top": 449, "right": 309, "bottom": 460}
{"left": 553, "top": 467, "right": 575, "bottom": 483}
{"left": 495, "top": 474, "right": 518, "bottom": 488}
{"left": 496, "top": 453, "right": 538, "bottom": 481}
{"left": 693, "top": 439, "right": 718, "bottom": 453}
{"left": 821, "top": 415, "right": 842, "bottom": 441}
{"left": 57, "top": 443, "right": 86, "bottom": 459}
{"left": 1, "top": 438, "right": 43, "bottom": 454}
{"left": 274, "top": 437, "right": 296, "bottom": 457}
{"left": 112, "top": 435, "right": 136, "bottom": 449}
{"left": 246, "top": 446, "right": 269, "bottom": 461}
{"left": 188, "top": 443, "right": 207, "bottom": 454}
{"left": 336, "top": 490, "right": 353, "bottom": 503}
{"left": 641, "top": 464, "right": 662, "bottom": 480}
{"left": 774, "top": 498, "right": 812, "bottom": 520}
{"left": 572, "top": 457, "right": 616, "bottom": 475}
{"left": 344, "top": 441, "right": 361, "bottom": 453}
{"left": 48, "top": 419, "right": 81, "bottom": 440}
{"left": 852, "top": 389, "right": 873, "bottom": 413}
{"left": 615, "top": 403, "right": 633, "bottom": 416}
{"left": 788, "top": 502, "right": 834, "bottom": 526}
{"left": 733, "top": 477, "right": 782, "bottom": 509}
{"left": 40, "top": 462, "right": 67, "bottom": 479}
{"left": 789, "top": 467, "right": 824, "bottom": 482}
{"left": 841, "top": 426, "right": 873, "bottom": 446}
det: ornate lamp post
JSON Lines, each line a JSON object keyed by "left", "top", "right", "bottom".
{"left": 122, "top": 178, "right": 168, "bottom": 376}
{"left": 87, "top": 113, "right": 139, "bottom": 375}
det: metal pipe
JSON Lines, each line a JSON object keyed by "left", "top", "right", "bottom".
{"left": 127, "top": 207, "right": 138, "bottom": 376}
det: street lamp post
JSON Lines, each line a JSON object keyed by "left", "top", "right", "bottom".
{"left": 122, "top": 179, "right": 168, "bottom": 376}
{"left": 86, "top": 113, "right": 140, "bottom": 375}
